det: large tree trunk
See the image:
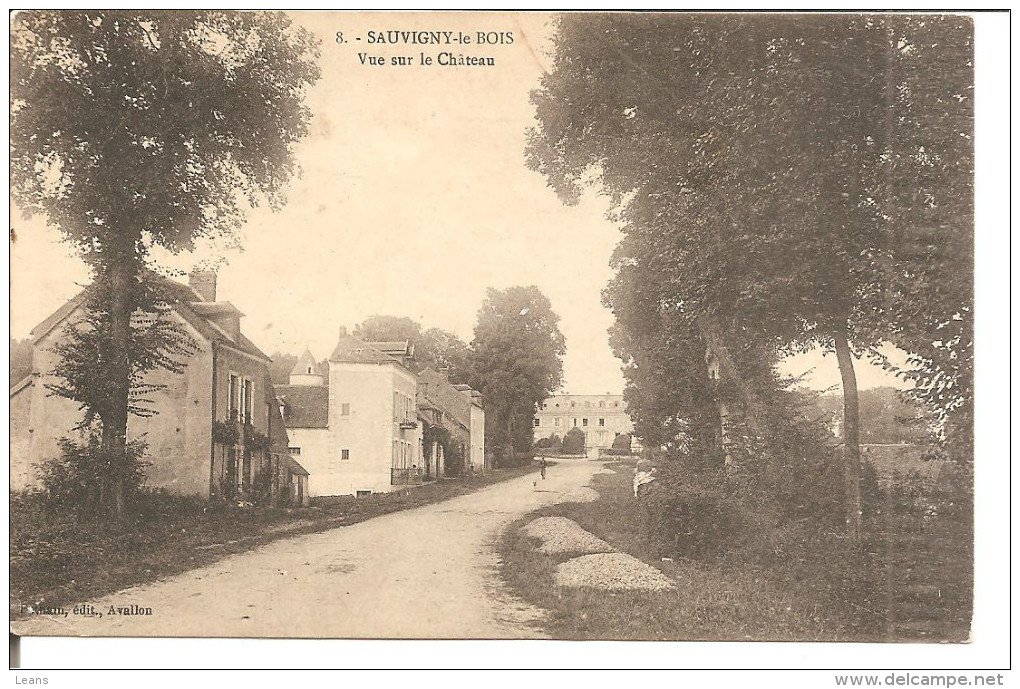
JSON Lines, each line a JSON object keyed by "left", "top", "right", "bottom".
{"left": 833, "top": 325, "right": 862, "bottom": 542}
{"left": 698, "top": 316, "right": 768, "bottom": 463}
{"left": 704, "top": 343, "right": 734, "bottom": 466}
{"left": 506, "top": 413, "right": 515, "bottom": 466}
{"left": 100, "top": 252, "right": 137, "bottom": 518}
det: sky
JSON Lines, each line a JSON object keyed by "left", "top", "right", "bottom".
{"left": 10, "top": 11, "right": 905, "bottom": 396}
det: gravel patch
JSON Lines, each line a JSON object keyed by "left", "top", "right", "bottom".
{"left": 522, "top": 517, "right": 614, "bottom": 555}
{"left": 560, "top": 486, "right": 600, "bottom": 503}
{"left": 554, "top": 553, "right": 677, "bottom": 592}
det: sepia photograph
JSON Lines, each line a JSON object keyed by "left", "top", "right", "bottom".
{"left": 6, "top": 8, "right": 1008, "bottom": 674}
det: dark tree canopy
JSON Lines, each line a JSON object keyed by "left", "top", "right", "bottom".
{"left": 11, "top": 10, "right": 321, "bottom": 257}
{"left": 530, "top": 13, "right": 971, "bottom": 363}
{"left": 353, "top": 315, "right": 471, "bottom": 382}
{"left": 467, "top": 286, "right": 566, "bottom": 462}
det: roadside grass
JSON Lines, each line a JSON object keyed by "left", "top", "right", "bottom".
{"left": 10, "top": 465, "right": 536, "bottom": 618}
{"left": 499, "top": 459, "right": 972, "bottom": 641}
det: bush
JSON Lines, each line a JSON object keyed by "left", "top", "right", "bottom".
{"left": 41, "top": 430, "right": 149, "bottom": 516}
{"left": 126, "top": 488, "right": 216, "bottom": 524}
{"left": 612, "top": 433, "right": 632, "bottom": 451}
{"left": 642, "top": 434, "right": 870, "bottom": 561}
{"left": 562, "top": 427, "right": 585, "bottom": 455}
{"left": 533, "top": 434, "right": 563, "bottom": 452}
{"left": 643, "top": 463, "right": 755, "bottom": 559}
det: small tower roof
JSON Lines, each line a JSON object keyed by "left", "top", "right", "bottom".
{"left": 290, "top": 348, "right": 318, "bottom": 376}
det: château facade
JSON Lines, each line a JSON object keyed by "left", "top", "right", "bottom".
{"left": 532, "top": 393, "right": 637, "bottom": 453}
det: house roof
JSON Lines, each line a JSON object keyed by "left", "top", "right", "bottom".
{"left": 275, "top": 384, "right": 329, "bottom": 428}
{"left": 329, "top": 333, "right": 398, "bottom": 364}
{"left": 451, "top": 382, "right": 484, "bottom": 407}
{"left": 28, "top": 271, "right": 270, "bottom": 362}
{"left": 9, "top": 375, "right": 33, "bottom": 397}
{"left": 417, "top": 368, "right": 474, "bottom": 428}
{"left": 264, "top": 371, "right": 291, "bottom": 451}
{"left": 285, "top": 456, "right": 310, "bottom": 476}
{"left": 367, "top": 340, "right": 413, "bottom": 357}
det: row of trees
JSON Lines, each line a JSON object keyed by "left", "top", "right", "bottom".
{"left": 275, "top": 286, "right": 567, "bottom": 466}
{"left": 527, "top": 14, "right": 973, "bottom": 540}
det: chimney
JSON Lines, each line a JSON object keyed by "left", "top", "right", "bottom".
{"left": 189, "top": 270, "right": 217, "bottom": 302}
{"left": 338, "top": 325, "right": 348, "bottom": 338}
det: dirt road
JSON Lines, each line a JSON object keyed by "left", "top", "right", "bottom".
{"left": 13, "top": 459, "right": 602, "bottom": 639}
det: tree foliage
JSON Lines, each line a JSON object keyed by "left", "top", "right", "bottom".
{"left": 467, "top": 286, "right": 566, "bottom": 463}
{"left": 46, "top": 276, "right": 198, "bottom": 429}
{"left": 353, "top": 314, "right": 471, "bottom": 381}
{"left": 11, "top": 11, "right": 321, "bottom": 254}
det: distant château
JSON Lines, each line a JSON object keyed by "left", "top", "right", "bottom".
{"left": 532, "top": 393, "right": 637, "bottom": 453}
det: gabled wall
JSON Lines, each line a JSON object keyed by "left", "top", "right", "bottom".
{"left": 469, "top": 405, "right": 486, "bottom": 471}
{"left": 297, "top": 359, "right": 421, "bottom": 496}
{"left": 10, "top": 305, "right": 217, "bottom": 497}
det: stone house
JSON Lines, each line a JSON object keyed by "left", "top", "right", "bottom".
{"left": 9, "top": 271, "right": 304, "bottom": 505}
{"left": 274, "top": 330, "right": 422, "bottom": 497}
{"left": 416, "top": 368, "right": 487, "bottom": 476}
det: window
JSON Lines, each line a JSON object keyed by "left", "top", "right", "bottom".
{"left": 228, "top": 374, "right": 239, "bottom": 419}
{"left": 394, "top": 391, "right": 400, "bottom": 421}
{"left": 599, "top": 401, "right": 605, "bottom": 408}
{"left": 288, "top": 447, "right": 301, "bottom": 455}
{"left": 555, "top": 403, "right": 560, "bottom": 408}
{"left": 340, "top": 449, "right": 350, "bottom": 461}
{"left": 533, "top": 418, "right": 540, "bottom": 427}
{"left": 554, "top": 417, "right": 561, "bottom": 427}
{"left": 613, "top": 402, "right": 619, "bottom": 407}
{"left": 306, "top": 366, "right": 312, "bottom": 374}
{"left": 582, "top": 418, "right": 589, "bottom": 427}
{"left": 243, "top": 378, "right": 254, "bottom": 423}
{"left": 542, "top": 403, "right": 548, "bottom": 409}
{"left": 340, "top": 403, "right": 350, "bottom": 417}
{"left": 599, "top": 418, "right": 606, "bottom": 427}
{"left": 570, "top": 402, "right": 575, "bottom": 407}
{"left": 573, "top": 418, "right": 578, "bottom": 427}
{"left": 585, "top": 402, "right": 590, "bottom": 408}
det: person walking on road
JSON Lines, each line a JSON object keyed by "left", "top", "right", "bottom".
{"left": 540, "top": 456, "right": 547, "bottom": 480}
